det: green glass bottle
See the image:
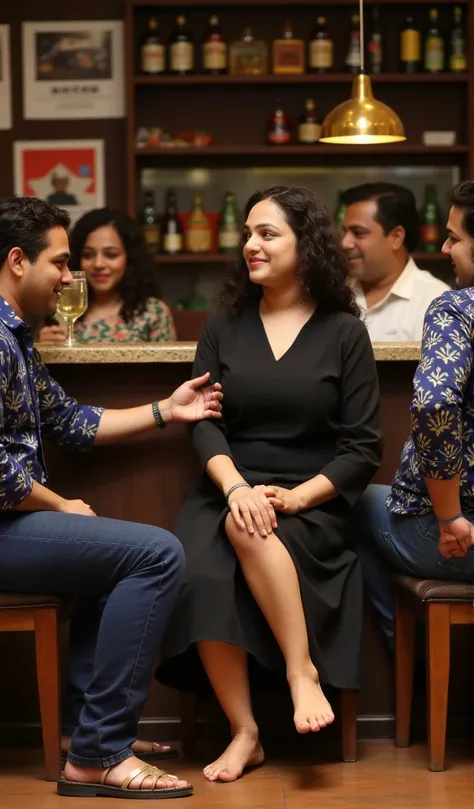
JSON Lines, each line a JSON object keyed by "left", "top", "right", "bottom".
{"left": 424, "top": 8, "right": 444, "bottom": 73}
{"left": 218, "top": 192, "right": 241, "bottom": 254}
{"left": 419, "top": 184, "right": 442, "bottom": 252}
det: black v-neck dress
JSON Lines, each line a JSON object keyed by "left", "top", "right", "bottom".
{"left": 156, "top": 303, "right": 382, "bottom": 693}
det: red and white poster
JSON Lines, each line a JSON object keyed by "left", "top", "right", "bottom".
{"left": 14, "top": 139, "right": 105, "bottom": 223}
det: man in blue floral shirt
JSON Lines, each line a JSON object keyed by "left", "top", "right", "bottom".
{"left": 0, "top": 196, "right": 223, "bottom": 799}
{"left": 356, "top": 180, "right": 474, "bottom": 644}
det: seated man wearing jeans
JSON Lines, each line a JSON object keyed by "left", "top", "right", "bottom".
{"left": 0, "top": 196, "right": 223, "bottom": 799}
{"left": 356, "top": 180, "right": 474, "bottom": 645}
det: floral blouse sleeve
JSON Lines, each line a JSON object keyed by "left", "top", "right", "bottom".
{"left": 410, "top": 291, "right": 473, "bottom": 480}
{"left": 146, "top": 297, "right": 177, "bottom": 342}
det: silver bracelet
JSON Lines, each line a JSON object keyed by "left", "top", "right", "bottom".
{"left": 224, "top": 482, "right": 251, "bottom": 500}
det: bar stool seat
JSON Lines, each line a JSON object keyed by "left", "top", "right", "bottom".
{"left": 393, "top": 573, "right": 474, "bottom": 771}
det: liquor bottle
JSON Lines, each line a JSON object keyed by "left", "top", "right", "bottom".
{"left": 449, "top": 6, "right": 467, "bottom": 73}
{"left": 203, "top": 14, "right": 227, "bottom": 74}
{"left": 186, "top": 196, "right": 212, "bottom": 254}
{"left": 308, "top": 16, "right": 333, "bottom": 74}
{"left": 345, "top": 14, "right": 361, "bottom": 74}
{"left": 419, "top": 184, "right": 442, "bottom": 252}
{"left": 229, "top": 28, "right": 268, "bottom": 75}
{"left": 218, "top": 193, "right": 241, "bottom": 254}
{"left": 161, "top": 190, "right": 183, "bottom": 254}
{"left": 169, "top": 15, "right": 194, "bottom": 75}
{"left": 272, "top": 20, "right": 305, "bottom": 75}
{"left": 266, "top": 100, "right": 292, "bottom": 145}
{"left": 424, "top": 8, "right": 444, "bottom": 73}
{"left": 140, "top": 190, "right": 160, "bottom": 255}
{"left": 367, "top": 6, "right": 383, "bottom": 74}
{"left": 400, "top": 16, "right": 421, "bottom": 72}
{"left": 297, "top": 99, "right": 321, "bottom": 144}
{"left": 140, "top": 17, "right": 165, "bottom": 75}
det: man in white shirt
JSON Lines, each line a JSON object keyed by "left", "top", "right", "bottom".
{"left": 341, "top": 183, "right": 450, "bottom": 342}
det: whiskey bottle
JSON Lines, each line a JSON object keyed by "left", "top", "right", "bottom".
{"left": 449, "top": 6, "right": 467, "bottom": 73}
{"left": 218, "top": 193, "right": 241, "bottom": 254}
{"left": 297, "top": 99, "right": 321, "bottom": 144}
{"left": 367, "top": 6, "right": 383, "bottom": 74}
{"left": 169, "top": 15, "right": 194, "bottom": 75}
{"left": 161, "top": 190, "right": 183, "bottom": 254}
{"left": 424, "top": 8, "right": 444, "bottom": 73}
{"left": 419, "top": 184, "right": 442, "bottom": 252}
{"left": 140, "top": 190, "right": 160, "bottom": 254}
{"left": 203, "top": 14, "right": 227, "bottom": 74}
{"left": 267, "top": 100, "right": 292, "bottom": 145}
{"left": 272, "top": 20, "right": 305, "bottom": 75}
{"left": 140, "top": 17, "right": 165, "bottom": 75}
{"left": 308, "top": 16, "right": 333, "bottom": 74}
{"left": 400, "top": 15, "right": 421, "bottom": 72}
{"left": 345, "top": 14, "right": 361, "bottom": 74}
{"left": 186, "top": 195, "right": 212, "bottom": 254}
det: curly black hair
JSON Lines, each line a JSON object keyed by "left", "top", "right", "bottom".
{"left": 220, "top": 186, "right": 359, "bottom": 318}
{"left": 68, "top": 208, "right": 158, "bottom": 323}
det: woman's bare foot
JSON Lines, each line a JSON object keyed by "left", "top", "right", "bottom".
{"left": 203, "top": 728, "right": 264, "bottom": 783}
{"left": 63, "top": 755, "right": 190, "bottom": 793}
{"left": 288, "top": 667, "right": 335, "bottom": 733}
{"left": 61, "top": 735, "right": 173, "bottom": 757}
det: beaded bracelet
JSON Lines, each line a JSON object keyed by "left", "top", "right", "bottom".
{"left": 152, "top": 400, "right": 167, "bottom": 430}
{"left": 224, "top": 482, "right": 251, "bottom": 500}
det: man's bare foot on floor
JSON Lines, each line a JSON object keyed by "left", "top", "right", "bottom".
{"left": 63, "top": 755, "right": 190, "bottom": 792}
{"left": 61, "top": 735, "right": 173, "bottom": 756}
{"left": 289, "top": 668, "right": 335, "bottom": 733}
{"left": 203, "top": 728, "right": 264, "bottom": 783}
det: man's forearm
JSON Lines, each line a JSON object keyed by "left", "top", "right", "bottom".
{"left": 94, "top": 400, "right": 172, "bottom": 446}
{"left": 14, "top": 480, "right": 65, "bottom": 512}
{"left": 423, "top": 476, "right": 462, "bottom": 521}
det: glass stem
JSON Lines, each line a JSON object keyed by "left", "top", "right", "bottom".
{"left": 66, "top": 318, "right": 74, "bottom": 345}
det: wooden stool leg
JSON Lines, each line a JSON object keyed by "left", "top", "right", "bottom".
{"left": 426, "top": 602, "right": 450, "bottom": 772}
{"left": 179, "top": 691, "right": 198, "bottom": 755}
{"left": 34, "top": 608, "right": 61, "bottom": 781}
{"left": 340, "top": 689, "right": 358, "bottom": 762}
{"left": 395, "top": 593, "right": 416, "bottom": 748}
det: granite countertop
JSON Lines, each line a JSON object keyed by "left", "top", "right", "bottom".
{"left": 37, "top": 341, "right": 421, "bottom": 364}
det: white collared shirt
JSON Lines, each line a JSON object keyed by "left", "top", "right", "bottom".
{"left": 353, "top": 258, "right": 451, "bottom": 342}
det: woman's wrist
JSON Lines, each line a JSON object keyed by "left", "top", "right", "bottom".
{"left": 438, "top": 513, "right": 464, "bottom": 525}
{"left": 224, "top": 482, "right": 251, "bottom": 500}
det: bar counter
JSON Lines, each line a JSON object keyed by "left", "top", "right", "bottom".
{"left": 5, "top": 341, "right": 471, "bottom": 746}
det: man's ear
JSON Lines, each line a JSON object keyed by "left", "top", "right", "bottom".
{"left": 389, "top": 225, "right": 405, "bottom": 252}
{"left": 7, "top": 247, "right": 26, "bottom": 278}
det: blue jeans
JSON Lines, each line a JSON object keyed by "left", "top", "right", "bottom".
{"left": 0, "top": 510, "right": 184, "bottom": 767}
{"left": 355, "top": 484, "right": 474, "bottom": 645}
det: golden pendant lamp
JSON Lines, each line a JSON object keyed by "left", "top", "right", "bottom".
{"left": 319, "top": 0, "right": 406, "bottom": 145}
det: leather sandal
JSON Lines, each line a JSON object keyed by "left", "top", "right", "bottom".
{"left": 57, "top": 763, "right": 193, "bottom": 799}
{"left": 61, "top": 742, "right": 178, "bottom": 766}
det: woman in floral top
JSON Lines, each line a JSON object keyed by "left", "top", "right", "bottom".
{"left": 37, "top": 208, "right": 176, "bottom": 344}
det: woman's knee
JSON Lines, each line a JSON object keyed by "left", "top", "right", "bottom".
{"left": 224, "top": 512, "right": 255, "bottom": 552}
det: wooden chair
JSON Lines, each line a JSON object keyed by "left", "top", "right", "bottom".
{"left": 393, "top": 573, "right": 474, "bottom": 772}
{"left": 179, "top": 688, "right": 359, "bottom": 762}
{"left": 0, "top": 592, "right": 65, "bottom": 780}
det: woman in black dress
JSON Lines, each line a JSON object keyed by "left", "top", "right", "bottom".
{"left": 156, "top": 187, "right": 382, "bottom": 782}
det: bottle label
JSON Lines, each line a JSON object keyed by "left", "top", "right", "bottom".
{"left": 400, "top": 30, "right": 421, "bottom": 62}
{"left": 298, "top": 122, "right": 321, "bottom": 143}
{"left": 170, "top": 41, "right": 194, "bottom": 71}
{"left": 163, "top": 233, "right": 183, "bottom": 252}
{"left": 450, "top": 42, "right": 467, "bottom": 72}
{"left": 309, "top": 40, "right": 333, "bottom": 69}
{"left": 420, "top": 224, "right": 440, "bottom": 244}
{"left": 187, "top": 226, "right": 212, "bottom": 253}
{"left": 203, "top": 41, "right": 227, "bottom": 70}
{"left": 368, "top": 39, "right": 382, "bottom": 69}
{"left": 345, "top": 36, "right": 361, "bottom": 67}
{"left": 218, "top": 227, "right": 240, "bottom": 250}
{"left": 141, "top": 43, "right": 165, "bottom": 73}
{"left": 425, "top": 38, "right": 444, "bottom": 71}
{"left": 142, "top": 224, "right": 160, "bottom": 245}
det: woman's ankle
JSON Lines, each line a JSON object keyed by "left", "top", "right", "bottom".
{"left": 230, "top": 723, "right": 259, "bottom": 739}
{"left": 287, "top": 662, "right": 319, "bottom": 684}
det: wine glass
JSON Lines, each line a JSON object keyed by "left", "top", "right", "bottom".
{"left": 56, "top": 272, "right": 88, "bottom": 347}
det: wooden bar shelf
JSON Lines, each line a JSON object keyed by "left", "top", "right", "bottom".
{"left": 137, "top": 145, "right": 469, "bottom": 157}
{"left": 133, "top": 0, "right": 467, "bottom": 6}
{"left": 154, "top": 252, "right": 448, "bottom": 264}
{"left": 135, "top": 73, "right": 468, "bottom": 86}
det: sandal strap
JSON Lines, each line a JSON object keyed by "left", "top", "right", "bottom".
{"left": 121, "top": 764, "right": 165, "bottom": 791}
{"left": 100, "top": 767, "right": 111, "bottom": 785}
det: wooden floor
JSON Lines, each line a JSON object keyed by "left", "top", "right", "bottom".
{"left": 0, "top": 740, "right": 472, "bottom": 808}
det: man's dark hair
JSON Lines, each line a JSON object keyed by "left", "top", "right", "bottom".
{"left": 450, "top": 181, "right": 474, "bottom": 238}
{"left": 340, "top": 182, "right": 419, "bottom": 252}
{"left": 0, "top": 196, "right": 70, "bottom": 268}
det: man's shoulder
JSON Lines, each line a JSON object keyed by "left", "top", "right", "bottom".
{"left": 411, "top": 265, "right": 451, "bottom": 294}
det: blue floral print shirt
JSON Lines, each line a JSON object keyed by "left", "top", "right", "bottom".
{"left": 388, "top": 288, "right": 474, "bottom": 516}
{"left": 0, "top": 297, "right": 103, "bottom": 510}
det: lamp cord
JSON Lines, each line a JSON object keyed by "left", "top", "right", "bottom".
{"left": 359, "top": 0, "right": 364, "bottom": 71}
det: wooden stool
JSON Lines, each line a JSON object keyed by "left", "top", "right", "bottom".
{"left": 179, "top": 688, "right": 359, "bottom": 762}
{"left": 0, "top": 592, "right": 65, "bottom": 780}
{"left": 393, "top": 573, "right": 474, "bottom": 771}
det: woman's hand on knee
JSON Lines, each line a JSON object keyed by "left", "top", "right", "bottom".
{"left": 254, "top": 484, "right": 301, "bottom": 516}
{"left": 228, "top": 486, "right": 278, "bottom": 537}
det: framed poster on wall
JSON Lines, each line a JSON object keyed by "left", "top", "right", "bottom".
{"left": 0, "top": 25, "right": 12, "bottom": 130}
{"left": 22, "top": 21, "right": 125, "bottom": 120}
{"left": 14, "top": 139, "right": 105, "bottom": 224}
